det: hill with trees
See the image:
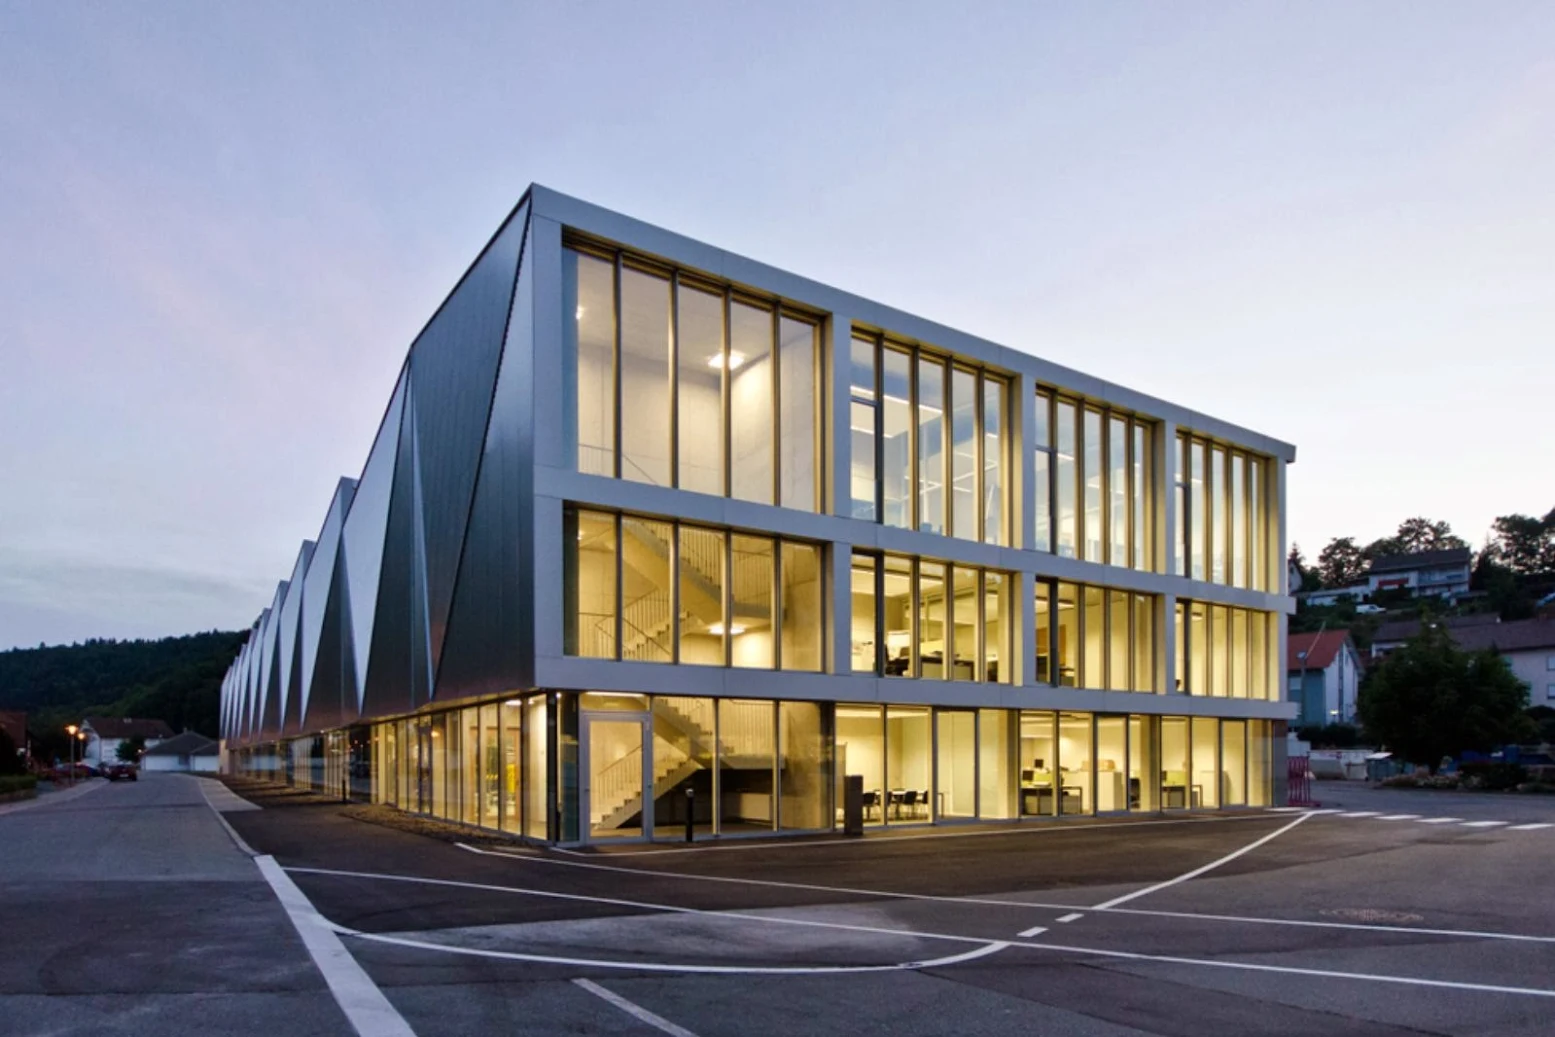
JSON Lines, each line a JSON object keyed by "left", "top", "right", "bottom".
{"left": 0, "top": 631, "right": 248, "bottom": 756}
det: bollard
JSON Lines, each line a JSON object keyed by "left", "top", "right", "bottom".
{"left": 685, "top": 787, "right": 695, "bottom": 843}
{"left": 842, "top": 774, "right": 864, "bottom": 836}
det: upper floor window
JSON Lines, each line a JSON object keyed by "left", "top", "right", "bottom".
{"left": 849, "top": 334, "right": 1007, "bottom": 544}
{"left": 850, "top": 550, "right": 1010, "bottom": 682}
{"left": 1034, "top": 579, "right": 1157, "bottom": 692}
{"left": 1174, "top": 600, "right": 1278, "bottom": 700}
{"left": 565, "top": 243, "right": 820, "bottom": 512}
{"left": 1034, "top": 390, "right": 1154, "bottom": 570}
{"left": 564, "top": 507, "right": 823, "bottom": 671}
{"left": 1176, "top": 433, "right": 1270, "bottom": 589}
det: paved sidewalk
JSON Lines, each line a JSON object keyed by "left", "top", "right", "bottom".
{"left": 0, "top": 777, "right": 106, "bottom": 817}
{"left": 0, "top": 772, "right": 350, "bottom": 1036}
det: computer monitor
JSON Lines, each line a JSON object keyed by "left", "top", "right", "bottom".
{"left": 1021, "top": 769, "right": 1035, "bottom": 783}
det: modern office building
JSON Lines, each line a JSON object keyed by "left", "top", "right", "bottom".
{"left": 220, "top": 185, "right": 1298, "bottom": 843}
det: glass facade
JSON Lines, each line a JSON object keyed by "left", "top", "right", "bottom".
{"left": 850, "top": 334, "right": 1008, "bottom": 544}
{"left": 1176, "top": 431, "right": 1274, "bottom": 589}
{"left": 238, "top": 700, "right": 1277, "bottom": 841}
{"left": 851, "top": 551, "right": 1010, "bottom": 681}
{"left": 566, "top": 508, "right": 824, "bottom": 671}
{"left": 1174, "top": 600, "right": 1280, "bottom": 699}
{"left": 1034, "top": 579, "right": 1157, "bottom": 691}
{"left": 565, "top": 245, "right": 821, "bottom": 511}
{"left": 1034, "top": 389, "right": 1154, "bottom": 569}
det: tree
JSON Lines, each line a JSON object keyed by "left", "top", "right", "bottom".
{"left": 1358, "top": 624, "right": 1534, "bottom": 771}
{"left": 1392, "top": 517, "right": 1468, "bottom": 554}
{"left": 116, "top": 735, "right": 146, "bottom": 763}
{"left": 1482, "top": 511, "right": 1555, "bottom": 577}
{"left": 0, "top": 728, "right": 23, "bottom": 775}
{"left": 1317, "top": 537, "right": 1366, "bottom": 588}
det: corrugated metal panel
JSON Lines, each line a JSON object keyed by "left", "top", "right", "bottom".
{"left": 259, "top": 584, "right": 286, "bottom": 741}
{"left": 301, "top": 479, "right": 355, "bottom": 728}
{"left": 437, "top": 210, "right": 536, "bottom": 701}
{"left": 362, "top": 377, "right": 424, "bottom": 720}
{"left": 406, "top": 201, "right": 529, "bottom": 693}
{"left": 342, "top": 369, "right": 407, "bottom": 710}
{"left": 278, "top": 543, "right": 314, "bottom": 737}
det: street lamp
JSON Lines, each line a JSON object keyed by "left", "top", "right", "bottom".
{"left": 65, "top": 724, "right": 78, "bottom": 786}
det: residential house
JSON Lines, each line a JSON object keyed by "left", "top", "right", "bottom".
{"left": 1297, "top": 585, "right": 1370, "bottom": 609}
{"left": 1365, "top": 548, "right": 1473, "bottom": 601}
{"left": 80, "top": 717, "right": 173, "bottom": 768}
{"left": 0, "top": 710, "right": 26, "bottom": 764}
{"left": 140, "top": 731, "right": 220, "bottom": 773}
{"left": 1287, "top": 630, "right": 1362, "bottom": 726}
{"left": 1369, "top": 612, "right": 1501, "bottom": 660}
{"left": 1451, "top": 618, "right": 1555, "bottom": 708}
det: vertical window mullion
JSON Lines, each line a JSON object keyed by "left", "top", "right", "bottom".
{"left": 721, "top": 288, "right": 732, "bottom": 499}
{"left": 976, "top": 570, "right": 986, "bottom": 683}
{"left": 724, "top": 534, "right": 734, "bottom": 668}
{"left": 909, "top": 348, "right": 919, "bottom": 531}
{"left": 1125, "top": 419, "right": 1134, "bottom": 570}
{"left": 772, "top": 536, "right": 783, "bottom": 671}
{"left": 669, "top": 271, "right": 680, "bottom": 489}
{"left": 874, "top": 553, "right": 886, "bottom": 675}
{"left": 613, "top": 513, "right": 623, "bottom": 660}
{"left": 612, "top": 255, "right": 623, "bottom": 479}
{"left": 874, "top": 340, "right": 885, "bottom": 523}
{"left": 911, "top": 557, "right": 921, "bottom": 679}
{"left": 670, "top": 521, "right": 680, "bottom": 665}
{"left": 771, "top": 307, "right": 782, "bottom": 507}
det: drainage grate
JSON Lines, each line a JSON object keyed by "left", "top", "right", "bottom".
{"left": 1319, "top": 908, "right": 1425, "bottom": 924}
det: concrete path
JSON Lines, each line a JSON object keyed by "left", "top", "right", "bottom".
{"left": 0, "top": 772, "right": 350, "bottom": 1036}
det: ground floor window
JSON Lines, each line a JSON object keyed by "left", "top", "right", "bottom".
{"left": 235, "top": 702, "right": 1276, "bottom": 843}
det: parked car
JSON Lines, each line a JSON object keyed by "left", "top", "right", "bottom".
{"left": 104, "top": 763, "right": 138, "bottom": 782}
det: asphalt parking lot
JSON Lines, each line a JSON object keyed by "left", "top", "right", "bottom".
{"left": 214, "top": 781, "right": 1555, "bottom": 1037}
{"left": 5, "top": 776, "right": 1553, "bottom": 1036}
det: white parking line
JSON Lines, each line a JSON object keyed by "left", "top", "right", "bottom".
{"left": 574, "top": 979, "right": 700, "bottom": 1037}
{"left": 1334, "top": 811, "right": 1380, "bottom": 818}
{"left": 1008, "top": 937, "right": 1555, "bottom": 1000}
{"left": 1056, "top": 913, "right": 1084, "bottom": 923}
{"left": 456, "top": 841, "right": 1555, "bottom": 944}
{"left": 287, "top": 864, "right": 1012, "bottom": 975}
{"left": 1461, "top": 820, "right": 1509, "bottom": 828}
{"left": 1018, "top": 925, "right": 1049, "bottom": 937}
{"left": 1508, "top": 823, "right": 1554, "bottom": 831}
{"left": 284, "top": 863, "right": 1555, "bottom": 1000}
{"left": 1090, "top": 811, "right": 1314, "bottom": 910}
{"left": 1417, "top": 817, "right": 1463, "bottom": 824}
{"left": 1375, "top": 814, "right": 1421, "bottom": 821}
{"left": 256, "top": 857, "right": 415, "bottom": 1037}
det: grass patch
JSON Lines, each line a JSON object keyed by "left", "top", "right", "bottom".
{"left": 0, "top": 774, "right": 39, "bottom": 795}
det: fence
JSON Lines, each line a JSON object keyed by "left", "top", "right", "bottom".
{"left": 1287, "top": 754, "right": 1316, "bottom": 807}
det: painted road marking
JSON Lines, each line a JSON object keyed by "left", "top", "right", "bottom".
{"left": 1264, "top": 807, "right": 1306, "bottom": 813}
{"left": 545, "top": 811, "right": 1284, "bottom": 858}
{"left": 575, "top": 979, "right": 700, "bottom": 1037}
{"left": 1018, "top": 925, "right": 1049, "bottom": 937}
{"left": 1417, "top": 817, "right": 1463, "bottom": 824}
{"left": 256, "top": 857, "right": 415, "bottom": 1037}
{"left": 1090, "top": 812, "right": 1314, "bottom": 910}
{"left": 1461, "top": 820, "right": 1509, "bottom": 828}
{"left": 458, "top": 842, "right": 1555, "bottom": 945}
{"left": 1375, "top": 814, "right": 1421, "bottom": 821}
{"left": 1509, "top": 823, "right": 1554, "bottom": 831}
{"left": 1007, "top": 937, "right": 1555, "bottom": 1000}
{"left": 287, "top": 863, "right": 1555, "bottom": 1000}
{"left": 1335, "top": 811, "right": 1380, "bottom": 818}
{"left": 287, "top": 865, "right": 1012, "bottom": 975}
{"left": 1055, "top": 913, "right": 1084, "bottom": 923}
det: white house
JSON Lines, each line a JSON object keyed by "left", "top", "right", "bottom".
{"left": 139, "top": 731, "right": 220, "bottom": 773}
{"left": 80, "top": 716, "right": 173, "bottom": 767}
{"left": 1365, "top": 548, "right": 1473, "bottom": 601}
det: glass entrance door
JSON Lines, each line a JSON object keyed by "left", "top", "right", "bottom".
{"left": 582, "top": 714, "right": 651, "bottom": 841}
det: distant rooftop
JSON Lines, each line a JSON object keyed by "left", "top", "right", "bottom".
{"left": 1367, "top": 548, "right": 1472, "bottom": 574}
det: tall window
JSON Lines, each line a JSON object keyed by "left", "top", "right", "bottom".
{"left": 1176, "top": 431, "right": 1271, "bottom": 589}
{"left": 1175, "top": 599, "right": 1277, "bottom": 699}
{"left": 851, "top": 550, "right": 1010, "bottom": 683}
{"left": 852, "top": 334, "right": 1008, "bottom": 544}
{"left": 1035, "top": 389, "right": 1155, "bottom": 570}
{"left": 565, "top": 507, "right": 823, "bottom": 671}
{"left": 1033, "top": 578, "right": 1158, "bottom": 691}
{"left": 565, "top": 243, "right": 821, "bottom": 512}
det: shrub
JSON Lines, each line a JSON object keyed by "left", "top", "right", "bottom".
{"left": 0, "top": 774, "right": 38, "bottom": 795}
{"left": 1379, "top": 772, "right": 1460, "bottom": 789}
{"left": 1458, "top": 761, "right": 1527, "bottom": 791}
{"left": 1516, "top": 781, "right": 1555, "bottom": 795}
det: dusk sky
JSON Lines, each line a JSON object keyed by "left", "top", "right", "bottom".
{"left": 2, "top": 3, "right": 1552, "bottom": 650}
